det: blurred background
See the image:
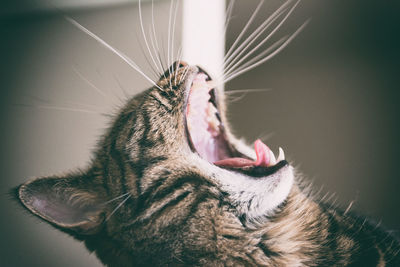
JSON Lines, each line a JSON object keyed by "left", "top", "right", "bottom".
{"left": 1, "top": 0, "right": 399, "bottom": 266}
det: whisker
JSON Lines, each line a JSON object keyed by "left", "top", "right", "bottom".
{"left": 148, "top": 25, "right": 168, "bottom": 82}
{"left": 102, "top": 192, "right": 131, "bottom": 205}
{"left": 174, "top": 46, "right": 183, "bottom": 85}
{"left": 224, "top": 88, "right": 270, "bottom": 103}
{"left": 150, "top": 0, "right": 164, "bottom": 74}
{"left": 64, "top": 101, "right": 100, "bottom": 110}
{"left": 344, "top": 200, "right": 355, "bottom": 215}
{"left": 224, "top": 88, "right": 272, "bottom": 94}
{"left": 167, "top": 0, "right": 174, "bottom": 82}
{"left": 225, "top": 35, "right": 288, "bottom": 78}
{"left": 113, "top": 75, "right": 130, "bottom": 100}
{"left": 138, "top": 0, "right": 162, "bottom": 75}
{"left": 226, "top": 93, "right": 247, "bottom": 103}
{"left": 257, "top": 132, "right": 275, "bottom": 142}
{"left": 72, "top": 66, "right": 108, "bottom": 98}
{"left": 223, "top": 0, "right": 291, "bottom": 71}
{"left": 223, "top": 19, "right": 310, "bottom": 83}
{"left": 148, "top": 26, "right": 163, "bottom": 76}
{"left": 150, "top": 0, "right": 169, "bottom": 78}
{"left": 106, "top": 194, "right": 132, "bottom": 221}
{"left": 224, "top": 0, "right": 264, "bottom": 64}
{"left": 17, "top": 104, "right": 100, "bottom": 114}
{"left": 159, "top": 36, "right": 170, "bottom": 76}
{"left": 224, "top": 0, "right": 236, "bottom": 30}
{"left": 20, "top": 93, "right": 52, "bottom": 104}
{"left": 65, "top": 16, "right": 162, "bottom": 90}
{"left": 15, "top": 93, "right": 102, "bottom": 113}
{"left": 223, "top": 2, "right": 292, "bottom": 76}
{"left": 171, "top": 0, "right": 180, "bottom": 84}
{"left": 178, "top": 65, "right": 190, "bottom": 85}
{"left": 224, "top": 0, "right": 301, "bottom": 77}
{"left": 135, "top": 31, "right": 160, "bottom": 79}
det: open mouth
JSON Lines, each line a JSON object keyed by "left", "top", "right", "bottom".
{"left": 185, "top": 72, "right": 288, "bottom": 177}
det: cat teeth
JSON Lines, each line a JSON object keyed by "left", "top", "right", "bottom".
{"left": 206, "top": 102, "right": 220, "bottom": 136}
{"left": 277, "top": 147, "right": 285, "bottom": 162}
{"left": 206, "top": 80, "right": 217, "bottom": 88}
{"left": 268, "top": 150, "right": 277, "bottom": 166}
{"left": 267, "top": 148, "right": 286, "bottom": 166}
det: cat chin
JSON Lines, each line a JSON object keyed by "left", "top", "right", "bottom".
{"left": 186, "top": 151, "right": 294, "bottom": 223}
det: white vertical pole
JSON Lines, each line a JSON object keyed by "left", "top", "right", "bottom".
{"left": 182, "top": 0, "right": 225, "bottom": 82}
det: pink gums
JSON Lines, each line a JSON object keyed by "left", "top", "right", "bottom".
{"left": 187, "top": 73, "right": 227, "bottom": 162}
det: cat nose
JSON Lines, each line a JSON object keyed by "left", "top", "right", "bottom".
{"left": 161, "top": 61, "right": 190, "bottom": 81}
{"left": 169, "top": 60, "right": 188, "bottom": 70}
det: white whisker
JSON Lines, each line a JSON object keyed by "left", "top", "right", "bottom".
{"left": 223, "top": 19, "right": 310, "bottom": 83}
{"left": 225, "top": 88, "right": 272, "bottom": 94}
{"left": 148, "top": 26, "right": 162, "bottom": 75}
{"left": 102, "top": 192, "right": 131, "bottom": 205}
{"left": 258, "top": 132, "right": 275, "bottom": 142}
{"left": 72, "top": 66, "right": 107, "bottom": 97}
{"left": 30, "top": 104, "right": 99, "bottom": 114}
{"left": 226, "top": 93, "right": 247, "bottom": 103}
{"left": 171, "top": 0, "right": 180, "bottom": 83}
{"left": 225, "top": 35, "right": 288, "bottom": 78}
{"left": 150, "top": 0, "right": 165, "bottom": 74}
{"left": 138, "top": 0, "right": 162, "bottom": 75}
{"left": 113, "top": 75, "right": 130, "bottom": 100}
{"left": 232, "top": 37, "right": 287, "bottom": 74}
{"left": 178, "top": 65, "right": 190, "bottom": 85}
{"left": 224, "top": 0, "right": 236, "bottom": 30}
{"left": 135, "top": 31, "right": 160, "bottom": 78}
{"left": 159, "top": 36, "right": 170, "bottom": 74}
{"left": 223, "top": 3, "right": 293, "bottom": 77}
{"left": 167, "top": 0, "right": 174, "bottom": 81}
{"left": 224, "top": 0, "right": 301, "bottom": 76}
{"left": 15, "top": 94, "right": 102, "bottom": 114}
{"left": 223, "top": 0, "right": 292, "bottom": 71}
{"left": 224, "top": 0, "right": 264, "bottom": 63}
{"left": 65, "top": 16, "right": 162, "bottom": 90}
{"left": 148, "top": 25, "right": 168, "bottom": 82}
{"left": 64, "top": 101, "right": 100, "bottom": 110}
{"left": 106, "top": 194, "right": 132, "bottom": 221}
{"left": 174, "top": 46, "right": 183, "bottom": 85}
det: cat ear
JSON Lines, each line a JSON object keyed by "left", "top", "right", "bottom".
{"left": 17, "top": 173, "right": 106, "bottom": 234}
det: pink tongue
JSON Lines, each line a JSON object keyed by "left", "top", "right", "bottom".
{"left": 214, "top": 139, "right": 271, "bottom": 168}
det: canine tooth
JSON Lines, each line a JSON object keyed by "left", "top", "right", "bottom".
{"left": 207, "top": 102, "right": 217, "bottom": 116}
{"left": 206, "top": 80, "right": 216, "bottom": 89}
{"left": 268, "top": 150, "right": 277, "bottom": 166}
{"left": 277, "top": 147, "right": 285, "bottom": 162}
{"left": 209, "top": 118, "right": 220, "bottom": 133}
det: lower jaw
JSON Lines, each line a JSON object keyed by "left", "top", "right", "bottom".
{"left": 217, "top": 160, "right": 289, "bottom": 177}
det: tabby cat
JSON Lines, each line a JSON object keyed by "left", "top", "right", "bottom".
{"left": 15, "top": 2, "right": 400, "bottom": 267}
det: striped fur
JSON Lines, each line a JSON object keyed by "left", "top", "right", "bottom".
{"left": 16, "top": 62, "right": 400, "bottom": 266}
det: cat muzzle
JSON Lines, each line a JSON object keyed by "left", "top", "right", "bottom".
{"left": 185, "top": 70, "right": 288, "bottom": 178}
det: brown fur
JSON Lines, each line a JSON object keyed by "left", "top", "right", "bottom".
{"left": 16, "top": 62, "right": 400, "bottom": 266}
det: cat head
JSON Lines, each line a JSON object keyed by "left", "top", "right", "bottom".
{"left": 17, "top": 62, "right": 295, "bottom": 264}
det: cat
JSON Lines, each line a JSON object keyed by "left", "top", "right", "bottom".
{"left": 14, "top": 1, "right": 400, "bottom": 267}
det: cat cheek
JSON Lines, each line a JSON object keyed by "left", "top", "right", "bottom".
{"left": 245, "top": 166, "right": 294, "bottom": 219}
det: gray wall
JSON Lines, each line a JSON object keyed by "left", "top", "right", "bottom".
{"left": 226, "top": 0, "right": 400, "bottom": 231}
{"left": 1, "top": 1, "right": 180, "bottom": 266}
{"left": 1, "top": 0, "right": 399, "bottom": 266}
